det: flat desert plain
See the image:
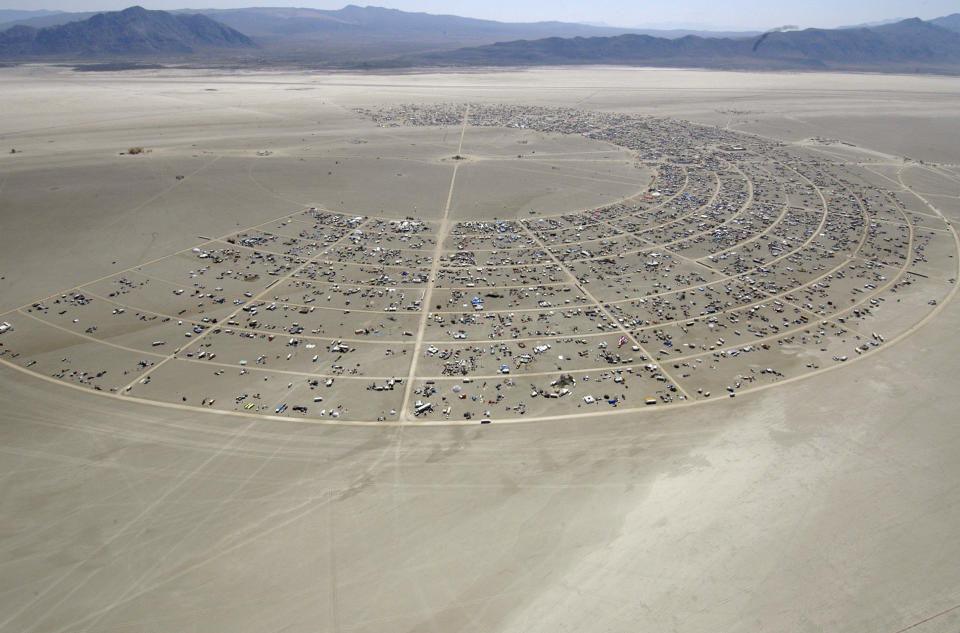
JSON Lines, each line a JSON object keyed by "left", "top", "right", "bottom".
{"left": 1, "top": 64, "right": 960, "bottom": 632}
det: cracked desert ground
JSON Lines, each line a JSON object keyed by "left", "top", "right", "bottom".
{"left": 1, "top": 64, "right": 960, "bottom": 632}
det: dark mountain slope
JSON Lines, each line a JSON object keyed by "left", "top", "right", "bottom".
{"left": 0, "top": 6, "right": 255, "bottom": 57}
{"left": 929, "top": 13, "right": 960, "bottom": 33}
{"left": 755, "top": 19, "right": 960, "bottom": 63}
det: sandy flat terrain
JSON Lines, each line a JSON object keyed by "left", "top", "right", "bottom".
{"left": 1, "top": 64, "right": 960, "bottom": 632}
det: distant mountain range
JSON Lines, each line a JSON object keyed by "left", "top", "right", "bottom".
{"left": 0, "top": 6, "right": 756, "bottom": 41}
{"left": 0, "top": 5, "right": 958, "bottom": 74}
{"left": 0, "top": 5, "right": 758, "bottom": 60}
{"left": 0, "top": 6, "right": 254, "bottom": 57}
{"left": 0, "top": 9, "right": 64, "bottom": 24}
{"left": 406, "top": 15, "right": 960, "bottom": 72}
{"left": 179, "top": 5, "right": 661, "bottom": 58}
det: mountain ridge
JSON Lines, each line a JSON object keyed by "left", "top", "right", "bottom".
{"left": 0, "top": 6, "right": 958, "bottom": 75}
{"left": 403, "top": 16, "right": 960, "bottom": 73}
{"left": 930, "top": 13, "right": 960, "bottom": 33}
{"left": 1, "top": 5, "right": 759, "bottom": 46}
{"left": 0, "top": 6, "right": 255, "bottom": 57}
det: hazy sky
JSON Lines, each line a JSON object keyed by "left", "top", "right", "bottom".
{"left": 7, "top": 0, "right": 959, "bottom": 30}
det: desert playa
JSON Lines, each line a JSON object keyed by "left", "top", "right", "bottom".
{"left": 1, "top": 64, "right": 960, "bottom": 631}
